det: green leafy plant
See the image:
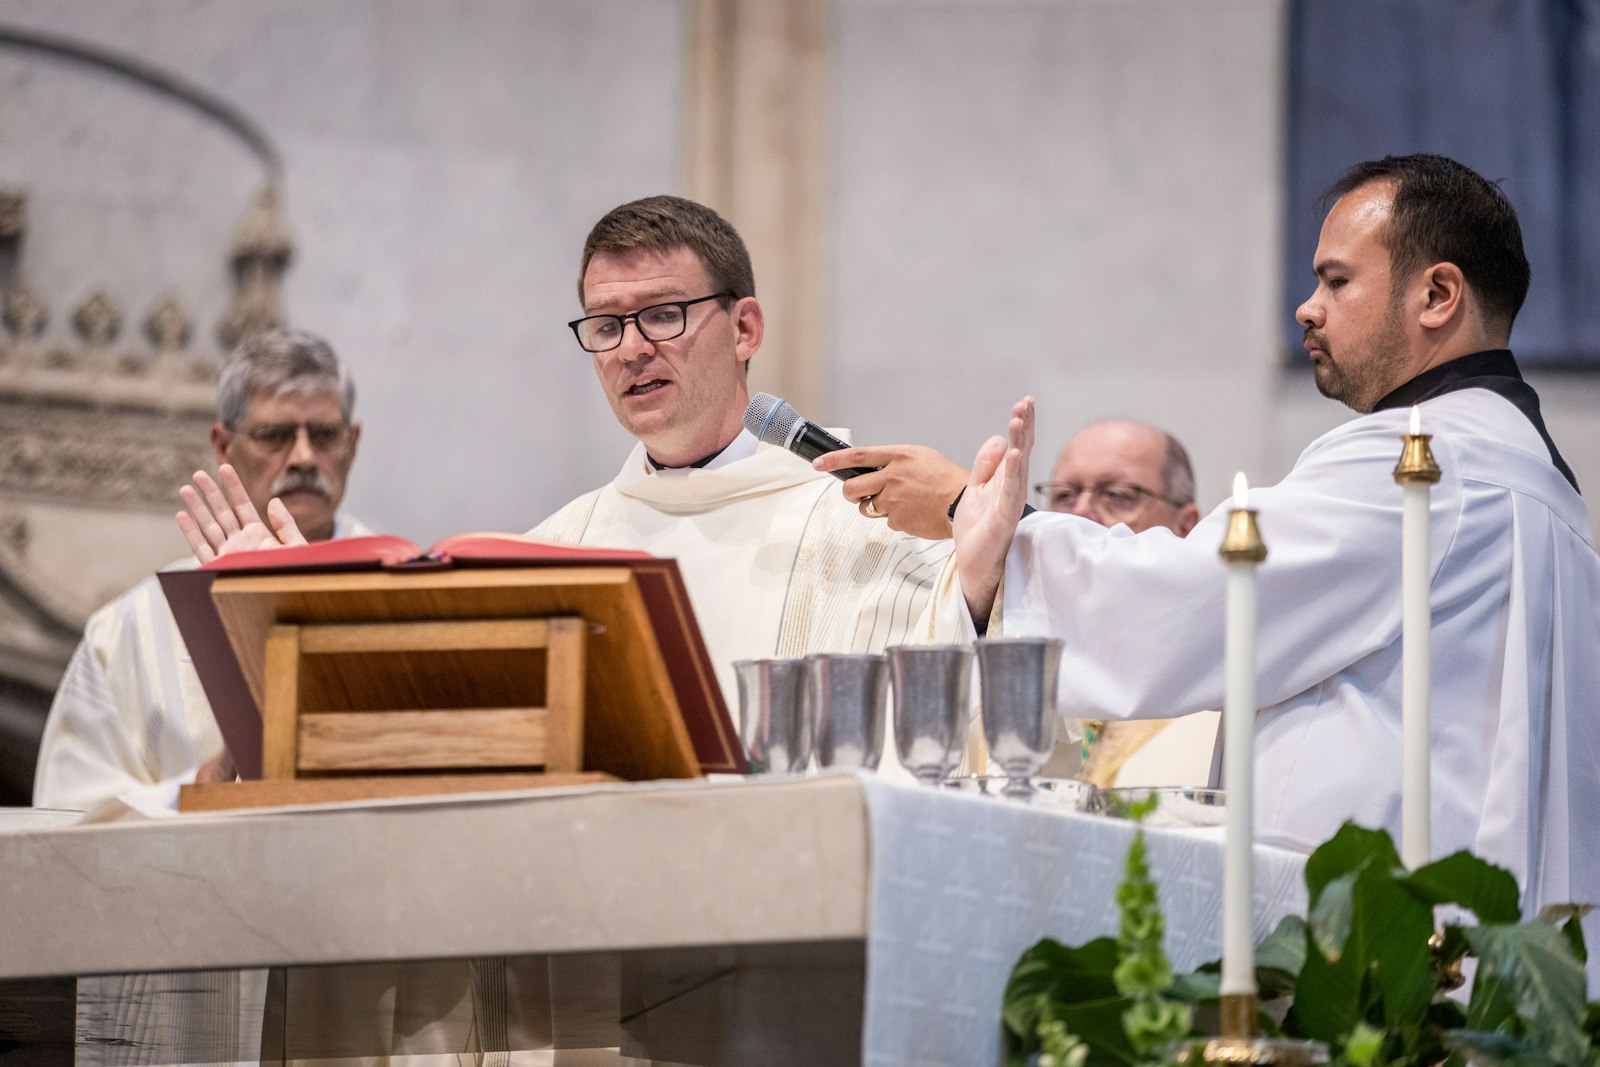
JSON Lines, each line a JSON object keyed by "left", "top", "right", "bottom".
{"left": 1002, "top": 820, "right": 1598, "bottom": 1066}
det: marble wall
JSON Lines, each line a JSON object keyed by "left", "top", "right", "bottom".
{"left": 832, "top": 0, "right": 1288, "bottom": 509}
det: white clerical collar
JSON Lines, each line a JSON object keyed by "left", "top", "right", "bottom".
{"left": 646, "top": 429, "right": 760, "bottom": 477}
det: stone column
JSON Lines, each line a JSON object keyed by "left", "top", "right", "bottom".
{"left": 683, "top": 0, "right": 833, "bottom": 420}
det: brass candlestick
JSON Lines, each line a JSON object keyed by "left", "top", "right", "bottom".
{"left": 1220, "top": 992, "right": 1259, "bottom": 1038}
{"left": 1170, "top": 1036, "right": 1330, "bottom": 1066}
{"left": 1219, "top": 509, "right": 1267, "bottom": 563}
{"left": 1173, "top": 995, "right": 1328, "bottom": 1067}
{"left": 1393, "top": 433, "right": 1441, "bottom": 484}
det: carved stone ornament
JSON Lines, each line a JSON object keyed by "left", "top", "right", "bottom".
{"left": 217, "top": 184, "right": 294, "bottom": 349}
{"left": 0, "top": 395, "right": 215, "bottom": 508}
{"left": 71, "top": 290, "right": 122, "bottom": 346}
{"left": 144, "top": 297, "right": 192, "bottom": 353}
{"left": 2, "top": 284, "right": 47, "bottom": 339}
{"left": 1, "top": 284, "right": 50, "bottom": 373}
{"left": 0, "top": 190, "right": 23, "bottom": 242}
{"left": 230, "top": 184, "right": 293, "bottom": 266}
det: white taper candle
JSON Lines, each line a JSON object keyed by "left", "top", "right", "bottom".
{"left": 1221, "top": 471, "right": 1259, "bottom": 998}
{"left": 1400, "top": 405, "right": 1434, "bottom": 868}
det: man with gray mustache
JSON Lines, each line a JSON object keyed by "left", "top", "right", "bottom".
{"left": 33, "top": 329, "right": 371, "bottom": 812}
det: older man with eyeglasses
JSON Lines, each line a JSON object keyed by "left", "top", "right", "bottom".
{"left": 33, "top": 329, "right": 371, "bottom": 812}
{"left": 1033, "top": 420, "right": 1219, "bottom": 789}
{"left": 1036, "top": 420, "right": 1201, "bottom": 536}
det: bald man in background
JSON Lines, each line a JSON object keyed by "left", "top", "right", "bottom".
{"left": 1035, "top": 420, "right": 1217, "bottom": 787}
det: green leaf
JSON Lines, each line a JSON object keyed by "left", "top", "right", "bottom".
{"left": 1256, "top": 915, "right": 1309, "bottom": 977}
{"left": 1252, "top": 915, "right": 1309, "bottom": 1001}
{"left": 1304, "top": 823, "right": 1401, "bottom": 901}
{"left": 1466, "top": 945, "right": 1521, "bottom": 1035}
{"left": 1166, "top": 970, "right": 1220, "bottom": 1004}
{"left": 1294, "top": 846, "right": 1435, "bottom": 1043}
{"left": 1536, "top": 905, "right": 1593, "bottom": 968}
{"left": 1442, "top": 1028, "right": 1559, "bottom": 1067}
{"left": 1292, "top": 925, "right": 1364, "bottom": 1043}
{"left": 1004, "top": 937, "right": 1122, "bottom": 1039}
{"left": 1465, "top": 922, "right": 1590, "bottom": 1066}
{"left": 1343, "top": 1020, "right": 1386, "bottom": 1067}
{"left": 1309, "top": 872, "right": 1359, "bottom": 962}
{"left": 1352, "top": 862, "right": 1436, "bottom": 1024}
{"left": 1051, "top": 995, "right": 1142, "bottom": 1067}
{"left": 1399, "top": 851, "right": 1522, "bottom": 923}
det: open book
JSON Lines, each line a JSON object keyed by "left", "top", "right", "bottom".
{"left": 160, "top": 534, "right": 744, "bottom": 779}
{"left": 195, "top": 532, "right": 653, "bottom": 571}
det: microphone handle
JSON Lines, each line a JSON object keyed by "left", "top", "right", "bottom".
{"left": 790, "top": 422, "right": 879, "bottom": 481}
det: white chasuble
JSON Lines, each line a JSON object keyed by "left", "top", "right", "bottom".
{"left": 1000, "top": 390, "right": 1600, "bottom": 926}
{"left": 33, "top": 516, "right": 373, "bottom": 814}
{"left": 530, "top": 432, "right": 955, "bottom": 767}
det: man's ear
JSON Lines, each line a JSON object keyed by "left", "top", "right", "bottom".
{"left": 346, "top": 421, "right": 362, "bottom": 460}
{"left": 732, "top": 296, "right": 764, "bottom": 367}
{"left": 210, "top": 422, "right": 230, "bottom": 465}
{"left": 1175, "top": 503, "right": 1201, "bottom": 538}
{"left": 1417, "top": 262, "right": 1467, "bottom": 331}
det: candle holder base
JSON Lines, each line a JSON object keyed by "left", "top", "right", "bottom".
{"left": 1168, "top": 1037, "right": 1331, "bottom": 1066}
{"left": 1220, "top": 992, "right": 1258, "bottom": 1037}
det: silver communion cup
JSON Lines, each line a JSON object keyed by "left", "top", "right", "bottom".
{"left": 733, "top": 657, "right": 813, "bottom": 773}
{"left": 975, "top": 636, "right": 1063, "bottom": 798}
{"left": 808, "top": 652, "right": 890, "bottom": 770}
{"left": 888, "top": 644, "right": 974, "bottom": 785}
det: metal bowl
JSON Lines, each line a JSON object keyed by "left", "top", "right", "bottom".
{"left": 944, "top": 775, "right": 1097, "bottom": 811}
{"left": 1094, "top": 786, "right": 1226, "bottom": 828}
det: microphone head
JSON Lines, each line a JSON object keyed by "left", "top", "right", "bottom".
{"left": 744, "top": 392, "right": 801, "bottom": 447}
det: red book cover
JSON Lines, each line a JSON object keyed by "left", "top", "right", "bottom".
{"left": 159, "top": 534, "right": 744, "bottom": 779}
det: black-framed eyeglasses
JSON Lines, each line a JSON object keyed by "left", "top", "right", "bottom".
{"left": 230, "top": 420, "right": 354, "bottom": 455}
{"left": 1031, "top": 481, "right": 1182, "bottom": 520}
{"left": 568, "top": 291, "right": 735, "bottom": 353}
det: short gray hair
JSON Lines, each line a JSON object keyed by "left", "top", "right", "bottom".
{"left": 1160, "top": 432, "right": 1196, "bottom": 507}
{"left": 216, "top": 329, "right": 355, "bottom": 428}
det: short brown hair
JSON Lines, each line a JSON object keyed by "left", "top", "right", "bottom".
{"left": 577, "top": 195, "right": 755, "bottom": 304}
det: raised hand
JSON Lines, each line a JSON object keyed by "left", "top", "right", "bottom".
{"left": 952, "top": 397, "right": 1034, "bottom": 621}
{"left": 813, "top": 444, "right": 970, "bottom": 540}
{"left": 175, "top": 464, "right": 306, "bottom": 564}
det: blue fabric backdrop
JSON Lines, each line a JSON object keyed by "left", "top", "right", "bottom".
{"left": 1286, "top": 0, "right": 1600, "bottom": 367}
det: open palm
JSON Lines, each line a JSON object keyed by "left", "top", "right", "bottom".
{"left": 176, "top": 464, "right": 307, "bottom": 564}
{"left": 953, "top": 397, "right": 1034, "bottom": 621}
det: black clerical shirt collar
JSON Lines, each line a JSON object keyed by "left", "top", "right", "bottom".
{"left": 646, "top": 442, "right": 730, "bottom": 471}
{"left": 1373, "top": 349, "right": 1579, "bottom": 493}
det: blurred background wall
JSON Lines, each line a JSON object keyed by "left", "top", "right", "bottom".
{"left": 1, "top": 0, "right": 1595, "bottom": 803}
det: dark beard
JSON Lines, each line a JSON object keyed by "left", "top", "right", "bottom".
{"left": 1311, "top": 300, "right": 1410, "bottom": 414}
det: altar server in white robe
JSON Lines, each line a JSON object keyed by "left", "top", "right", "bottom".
{"left": 952, "top": 154, "right": 1600, "bottom": 932}
{"left": 33, "top": 330, "right": 369, "bottom": 813}
{"left": 533, "top": 195, "right": 955, "bottom": 725}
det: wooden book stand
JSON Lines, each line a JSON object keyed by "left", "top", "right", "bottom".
{"left": 179, "top": 566, "right": 721, "bottom": 811}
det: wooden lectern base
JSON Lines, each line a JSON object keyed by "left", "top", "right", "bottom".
{"left": 178, "top": 772, "right": 621, "bottom": 812}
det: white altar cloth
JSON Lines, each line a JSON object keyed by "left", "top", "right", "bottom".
{"left": 857, "top": 777, "right": 1308, "bottom": 1066}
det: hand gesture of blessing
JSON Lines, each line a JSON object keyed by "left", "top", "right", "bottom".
{"left": 952, "top": 397, "right": 1034, "bottom": 622}
{"left": 176, "top": 464, "right": 307, "bottom": 563}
